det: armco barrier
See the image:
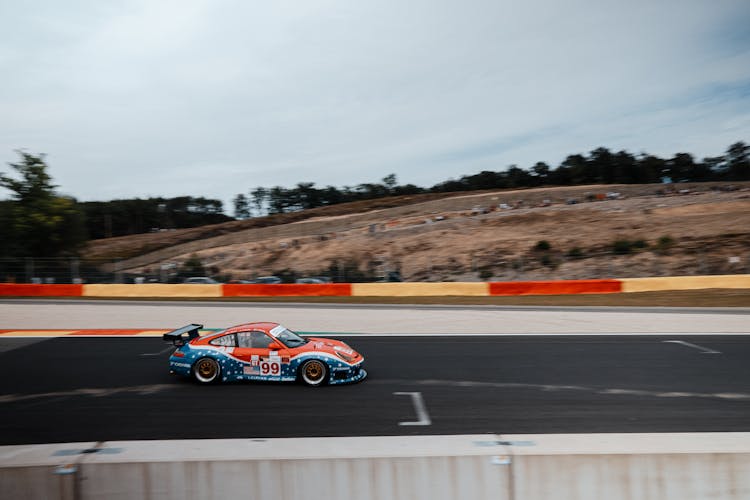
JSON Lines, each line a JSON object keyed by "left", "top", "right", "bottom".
{"left": 621, "top": 275, "right": 750, "bottom": 293}
{"left": 1, "top": 433, "right": 749, "bottom": 500}
{"left": 0, "top": 284, "right": 83, "bottom": 297}
{"left": 489, "top": 279, "right": 622, "bottom": 296}
{"left": 351, "top": 282, "right": 489, "bottom": 296}
{"left": 224, "top": 283, "right": 352, "bottom": 297}
{"left": 1, "top": 275, "right": 749, "bottom": 298}
{"left": 83, "top": 284, "right": 222, "bottom": 298}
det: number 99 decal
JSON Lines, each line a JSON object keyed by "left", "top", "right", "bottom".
{"left": 260, "top": 360, "right": 281, "bottom": 376}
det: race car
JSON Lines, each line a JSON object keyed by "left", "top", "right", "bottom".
{"left": 163, "top": 322, "right": 366, "bottom": 386}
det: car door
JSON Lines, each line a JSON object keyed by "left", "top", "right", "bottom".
{"left": 234, "top": 330, "right": 285, "bottom": 380}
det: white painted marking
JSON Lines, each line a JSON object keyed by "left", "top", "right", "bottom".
{"left": 394, "top": 391, "right": 432, "bottom": 426}
{"left": 0, "top": 384, "right": 176, "bottom": 404}
{"left": 140, "top": 346, "right": 174, "bottom": 356}
{"left": 663, "top": 340, "right": 721, "bottom": 354}
{"left": 381, "top": 379, "right": 750, "bottom": 401}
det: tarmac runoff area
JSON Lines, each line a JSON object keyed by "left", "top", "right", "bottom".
{"left": 2, "top": 300, "right": 750, "bottom": 499}
{"left": 1, "top": 298, "right": 749, "bottom": 334}
{"left": 0, "top": 299, "right": 749, "bottom": 444}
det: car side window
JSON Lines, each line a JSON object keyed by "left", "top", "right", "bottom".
{"left": 236, "top": 331, "right": 273, "bottom": 349}
{"left": 252, "top": 331, "right": 274, "bottom": 348}
{"left": 236, "top": 331, "right": 252, "bottom": 348}
{"left": 209, "top": 334, "right": 236, "bottom": 347}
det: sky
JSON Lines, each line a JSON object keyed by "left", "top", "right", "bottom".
{"left": 1, "top": 0, "right": 749, "bottom": 210}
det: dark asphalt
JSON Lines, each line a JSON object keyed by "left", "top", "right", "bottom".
{"left": 1, "top": 335, "right": 749, "bottom": 445}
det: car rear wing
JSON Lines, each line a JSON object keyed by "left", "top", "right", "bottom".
{"left": 163, "top": 324, "right": 203, "bottom": 346}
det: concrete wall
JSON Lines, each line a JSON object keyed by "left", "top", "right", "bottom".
{"left": 621, "top": 275, "right": 750, "bottom": 292}
{"left": 2, "top": 434, "right": 749, "bottom": 500}
{"left": 83, "top": 284, "right": 222, "bottom": 298}
{"left": 352, "top": 282, "right": 489, "bottom": 296}
{"left": 1, "top": 274, "right": 749, "bottom": 298}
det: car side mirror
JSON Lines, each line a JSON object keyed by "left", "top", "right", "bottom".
{"left": 269, "top": 341, "right": 282, "bottom": 350}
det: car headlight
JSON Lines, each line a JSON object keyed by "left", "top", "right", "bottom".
{"left": 335, "top": 350, "right": 356, "bottom": 363}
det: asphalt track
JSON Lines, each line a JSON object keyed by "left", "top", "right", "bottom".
{"left": 2, "top": 333, "right": 750, "bottom": 445}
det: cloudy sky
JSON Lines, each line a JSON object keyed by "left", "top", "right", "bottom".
{"left": 1, "top": 0, "right": 749, "bottom": 208}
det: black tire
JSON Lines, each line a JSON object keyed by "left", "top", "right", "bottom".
{"left": 299, "top": 359, "right": 328, "bottom": 387}
{"left": 193, "top": 357, "right": 221, "bottom": 384}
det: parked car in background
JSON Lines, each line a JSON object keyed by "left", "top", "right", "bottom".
{"left": 251, "top": 276, "right": 282, "bottom": 284}
{"left": 295, "top": 277, "right": 327, "bottom": 284}
{"left": 184, "top": 277, "right": 220, "bottom": 284}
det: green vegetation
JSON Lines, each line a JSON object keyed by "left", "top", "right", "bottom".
{"left": 566, "top": 247, "right": 584, "bottom": 259}
{"left": 2, "top": 139, "right": 749, "bottom": 259}
{"left": 478, "top": 269, "right": 493, "bottom": 280}
{"left": 0, "top": 151, "right": 86, "bottom": 259}
{"left": 80, "top": 196, "right": 231, "bottom": 239}
{"left": 534, "top": 240, "right": 551, "bottom": 251}
{"left": 540, "top": 254, "right": 556, "bottom": 267}
{"left": 241, "top": 141, "right": 750, "bottom": 216}
{"left": 179, "top": 254, "right": 206, "bottom": 277}
{"left": 612, "top": 239, "right": 649, "bottom": 255}
{"left": 657, "top": 235, "right": 675, "bottom": 253}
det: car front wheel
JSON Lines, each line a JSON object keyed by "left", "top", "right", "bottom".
{"left": 193, "top": 357, "right": 221, "bottom": 384}
{"left": 299, "top": 359, "right": 328, "bottom": 387}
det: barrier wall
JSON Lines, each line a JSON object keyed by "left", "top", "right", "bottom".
{"left": 0, "top": 284, "right": 83, "bottom": 297}
{"left": 83, "top": 284, "right": 222, "bottom": 298}
{"left": 489, "top": 279, "right": 621, "bottom": 296}
{"left": 2, "top": 433, "right": 749, "bottom": 500}
{"left": 352, "top": 282, "right": 488, "bottom": 296}
{"left": 621, "top": 275, "right": 750, "bottom": 293}
{"left": 224, "top": 283, "right": 352, "bottom": 297}
{"left": 0, "top": 275, "right": 748, "bottom": 298}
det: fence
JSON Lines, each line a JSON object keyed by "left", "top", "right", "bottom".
{"left": 1, "top": 253, "right": 749, "bottom": 285}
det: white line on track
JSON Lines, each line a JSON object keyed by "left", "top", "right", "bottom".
{"left": 394, "top": 392, "right": 432, "bottom": 426}
{"left": 662, "top": 340, "right": 721, "bottom": 354}
{"left": 140, "top": 346, "right": 175, "bottom": 356}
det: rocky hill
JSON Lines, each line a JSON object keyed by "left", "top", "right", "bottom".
{"left": 86, "top": 182, "right": 750, "bottom": 282}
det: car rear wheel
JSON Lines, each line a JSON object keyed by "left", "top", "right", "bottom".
{"left": 193, "top": 357, "right": 221, "bottom": 384}
{"left": 299, "top": 359, "right": 328, "bottom": 387}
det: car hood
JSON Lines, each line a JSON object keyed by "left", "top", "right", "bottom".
{"left": 302, "top": 337, "right": 363, "bottom": 361}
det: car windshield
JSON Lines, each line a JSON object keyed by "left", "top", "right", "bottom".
{"left": 272, "top": 327, "right": 308, "bottom": 347}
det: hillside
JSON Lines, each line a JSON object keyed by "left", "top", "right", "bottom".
{"left": 85, "top": 182, "right": 750, "bottom": 282}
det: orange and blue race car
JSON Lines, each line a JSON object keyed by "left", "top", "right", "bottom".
{"left": 163, "top": 322, "right": 366, "bottom": 387}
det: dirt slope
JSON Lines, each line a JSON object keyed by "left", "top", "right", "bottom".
{"left": 94, "top": 182, "right": 750, "bottom": 282}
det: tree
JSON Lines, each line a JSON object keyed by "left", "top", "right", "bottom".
{"left": 505, "top": 165, "right": 531, "bottom": 188}
{"left": 666, "top": 153, "right": 696, "bottom": 182}
{"left": 178, "top": 254, "right": 206, "bottom": 279}
{"left": 0, "top": 151, "right": 86, "bottom": 258}
{"left": 531, "top": 162, "right": 550, "bottom": 184}
{"left": 588, "top": 147, "right": 614, "bottom": 183}
{"left": 233, "top": 193, "right": 250, "bottom": 219}
{"left": 382, "top": 174, "right": 397, "bottom": 193}
{"left": 726, "top": 141, "right": 750, "bottom": 181}
{"left": 560, "top": 154, "right": 588, "bottom": 185}
{"left": 637, "top": 154, "right": 667, "bottom": 183}
{"left": 250, "top": 187, "right": 268, "bottom": 216}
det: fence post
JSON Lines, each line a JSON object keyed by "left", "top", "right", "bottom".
{"left": 70, "top": 258, "right": 80, "bottom": 284}
{"left": 114, "top": 260, "right": 122, "bottom": 284}
{"left": 698, "top": 250, "right": 707, "bottom": 275}
{"left": 25, "top": 257, "right": 34, "bottom": 283}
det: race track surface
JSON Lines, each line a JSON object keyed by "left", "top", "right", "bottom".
{"left": 2, "top": 334, "right": 750, "bottom": 445}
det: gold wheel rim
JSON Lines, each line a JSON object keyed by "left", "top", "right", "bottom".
{"left": 198, "top": 360, "right": 215, "bottom": 377}
{"left": 305, "top": 361, "right": 324, "bottom": 381}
